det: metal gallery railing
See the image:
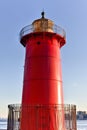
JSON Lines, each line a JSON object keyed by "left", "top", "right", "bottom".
{"left": 7, "top": 104, "right": 77, "bottom": 130}
{"left": 20, "top": 24, "right": 66, "bottom": 41}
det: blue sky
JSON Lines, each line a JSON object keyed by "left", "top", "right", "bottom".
{"left": 0, "top": 0, "right": 87, "bottom": 117}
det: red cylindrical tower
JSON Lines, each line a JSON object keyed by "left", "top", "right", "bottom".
{"left": 20, "top": 12, "right": 66, "bottom": 130}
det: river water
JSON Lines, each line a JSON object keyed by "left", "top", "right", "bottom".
{"left": 0, "top": 120, "right": 87, "bottom": 130}
{"left": 77, "top": 120, "right": 87, "bottom": 130}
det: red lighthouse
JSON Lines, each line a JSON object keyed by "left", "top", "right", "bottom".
{"left": 20, "top": 12, "right": 66, "bottom": 130}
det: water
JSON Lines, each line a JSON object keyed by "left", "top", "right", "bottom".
{"left": 0, "top": 120, "right": 87, "bottom": 130}
{"left": 77, "top": 120, "right": 87, "bottom": 130}
{"left": 0, "top": 121, "right": 7, "bottom": 130}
